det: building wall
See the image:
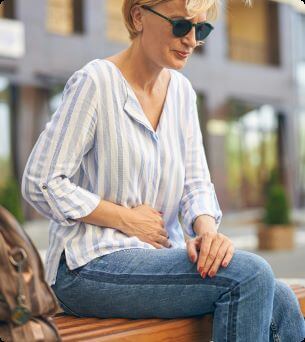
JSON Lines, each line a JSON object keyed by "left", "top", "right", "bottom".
{"left": 0, "top": 0, "right": 304, "bottom": 218}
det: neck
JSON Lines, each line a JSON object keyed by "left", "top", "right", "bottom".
{"left": 114, "top": 38, "right": 165, "bottom": 94}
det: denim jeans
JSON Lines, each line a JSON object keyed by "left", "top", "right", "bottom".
{"left": 51, "top": 248, "right": 305, "bottom": 342}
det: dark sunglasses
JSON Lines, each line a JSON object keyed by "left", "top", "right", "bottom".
{"left": 141, "top": 5, "right": 214, "bottom": 41}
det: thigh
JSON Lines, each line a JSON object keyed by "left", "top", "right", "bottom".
{"left": 52, "top": 247, "right": 274, "bottom": 319}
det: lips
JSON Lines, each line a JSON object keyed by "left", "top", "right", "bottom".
{"left": 175, "top": 51, "right": 191, "bottom": 58}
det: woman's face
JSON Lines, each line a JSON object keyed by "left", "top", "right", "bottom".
{"left": 138, "top": 0, "right": 207, "bottom": 69}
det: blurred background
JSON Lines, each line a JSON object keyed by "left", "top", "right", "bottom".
{"left": 0, "top": 0, "right": 304, "bottom": 282}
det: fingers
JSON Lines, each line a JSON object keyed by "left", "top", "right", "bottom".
{"left": 221, "top": 244, "right": 235, "bottom": 268}
{"left": 151, "top": 241, "right": 166, "bottom": 249}
{"left": 197, "top": 232, "right": 215, "bottom": 274}
{"left": 195, "top": 232, "right": 235, "bottom": 279}
{"left": 159, "top": 230, "right": 169, "bottom": 238}
{"left": 186, "top": 237, "right": 201, "bottom": 263}
{"left": 207, "top": 241, "right": 231, "bottom": 277}
{"left": 157, "top": 235, "right": 171, "bottom": 248}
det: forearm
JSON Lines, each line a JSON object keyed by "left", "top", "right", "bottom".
{"left": 76, "top": 199, "right": 132, "bottom": 233}
{"left": 193, "top": 214, "right": 217, "bottom": 236}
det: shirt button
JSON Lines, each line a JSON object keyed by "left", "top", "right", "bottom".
{"left": 42, "top": 184, "right": 48, "bottom": 190}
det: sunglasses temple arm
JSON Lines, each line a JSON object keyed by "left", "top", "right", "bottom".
{"left": 143, "top": 6, "right": 173, "bottom": 24}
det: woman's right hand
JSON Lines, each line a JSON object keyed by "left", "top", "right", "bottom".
{"left": 125, "top": 204, "right": 171, "bottom": 249}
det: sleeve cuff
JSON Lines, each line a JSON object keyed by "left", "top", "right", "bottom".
{"left": 180, "top": 185, "right": 223, "bottom": 238}
{"left": 39, "top": 178, "right": 101, "bottom": 226}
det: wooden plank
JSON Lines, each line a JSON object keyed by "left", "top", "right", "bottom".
{"left": 61, "top": 318, "right": 166, "bottom": 339}
{"left": 289, "top": 285, "right": 305, "bottom": 316}
{"left": 59, "top": 318, "right": 162, "bottom": 337}
{"left": 54, "top": 283, "right": 305, "bottom": 341}
{"left": 56, "top": 317, "right": 128, "bottom": 329}
{"left": 61, "top": 316, "right": 213, "bottom": 342}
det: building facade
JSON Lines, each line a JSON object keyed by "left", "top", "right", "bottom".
{"left": 0, "top": 0, "right": 304, "bottom": 219}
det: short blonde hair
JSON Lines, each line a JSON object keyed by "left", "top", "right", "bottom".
{"left": 122, "top": 0, "right": 253, "bottom": 40}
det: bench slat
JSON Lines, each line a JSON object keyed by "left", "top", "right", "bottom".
{"left": 60, "top": 318, "right": 164, "bottom": 337}
{"left": 56, "top": 317, "right": 128, "bottom": 329}
{"left": 62, "top": 316, "right": 213, "bottom": 342}
{"left": 53, "top": 283, "right": 305, "bottom": 341}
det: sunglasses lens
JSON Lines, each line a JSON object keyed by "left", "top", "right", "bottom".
{"left": 173, "top": 20, "right": 192, "bottom": 37}
{"left": 196, "top": 23, "right": 213, "bottom": 40}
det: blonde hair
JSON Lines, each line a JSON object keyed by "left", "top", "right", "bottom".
{"left": 122, "top": 0, "right": 253, "bottom": 41}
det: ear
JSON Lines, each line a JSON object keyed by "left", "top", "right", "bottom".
{"left": 130, "top": 5, "right": 144, "bottom": 33}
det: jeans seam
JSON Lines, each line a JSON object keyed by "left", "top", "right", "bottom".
{"left": 227, "top": 283, "right": 240, "bottom": 341}
{"left": 69, "top": 268, "right": 238, "bottom": 287}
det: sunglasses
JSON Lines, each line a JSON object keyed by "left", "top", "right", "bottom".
{"left": 141, "top": 5, "right": 214, "bottom": 41}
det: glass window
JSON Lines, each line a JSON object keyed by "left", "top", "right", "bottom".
{"left": 0, "top": 0, "right": 15, "bottom": 19}
{"left": 227, "top": 0, "right": 280, "bottom": 65}
{"left": 0, "top": 77, "right": 11, "bottom": 186}
{"left": 225, "top": 100, "right": 278, "bottom": 208}
{"left": 106, "top": 0, "right": 129, "bottom": 44}
{"left": 48, "top": 84, "right": 65, "bottom": 116}
{"left": 196, "top": 92, "right": 209, "bottom": 163}
{"left": 299, "top": 110, "right": 305, "bottom": 206}
{"left": 46, "top": 0, "right": 83, "bottom": 35}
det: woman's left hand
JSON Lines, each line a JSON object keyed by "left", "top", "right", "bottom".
{"left": 186, "top": 231, "right": 235, "bottom": 278}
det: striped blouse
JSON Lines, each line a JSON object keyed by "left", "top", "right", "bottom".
{"left": 21, "top": 58, "right": 223, "bottom": 286}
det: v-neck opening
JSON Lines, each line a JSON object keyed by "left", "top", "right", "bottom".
{"left": 103, "top": 59, "right": 173, "bottom": 134}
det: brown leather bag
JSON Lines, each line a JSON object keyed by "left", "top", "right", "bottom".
{"left": 0, "top": 205, "right": 61, "bottom": 341}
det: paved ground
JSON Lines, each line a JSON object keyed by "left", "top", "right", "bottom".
{"left": 22, "top": 208, "right": 305, "bottom": 285}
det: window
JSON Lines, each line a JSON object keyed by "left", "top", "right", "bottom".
{"left": 46, "top": 0, "right": 83, "bottom": 35}
{"left": 225, "top": 100, "right": 279, "bottom": 208}
{"left": 299, "top": 110, "right": 305, "bottom": 206}
{"left": 300, "top": 14, "right": 305, "bottom": 61}
{"left": 0, "top": 0, "right": 15, "bottom": 19}
{"left": 0, "top": 77, "right": 11, "bottom": 185}
{"left": 106, "top": 0, "right": 129, "bottom": 44}
{"left": 196, "top": 92, "right": 209, "bottom": 162}
{"left": 48, "top": 84, "right": 65, "bottom": 116}
{"left": 227, "top": 0, "right": 280, "bottom": 65}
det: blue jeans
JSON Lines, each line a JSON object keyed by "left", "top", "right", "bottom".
{"left": 51, "top": 248, "right": 305, "bottom": 342}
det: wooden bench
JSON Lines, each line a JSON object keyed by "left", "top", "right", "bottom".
{"left": 53, "top": 283, "right": 305, "bottom": 342}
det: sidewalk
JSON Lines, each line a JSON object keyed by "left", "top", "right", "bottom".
{"left": 22, "top": 208, "right": 305, "bottom": 283}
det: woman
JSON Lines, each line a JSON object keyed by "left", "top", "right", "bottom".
{"left": 22, "top": 0, "right": 305, "bottom": 340}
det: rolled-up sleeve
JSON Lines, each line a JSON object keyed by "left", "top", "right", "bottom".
{"left": 179, "top": 88, "right": 223, "bottom": 238}
{"left": 21, "top": 69, "right": 101, "bottom": 226}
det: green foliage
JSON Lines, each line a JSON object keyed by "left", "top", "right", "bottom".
{"left": 263, "top": 168, "right": 280, "bottom": 200}
{"left": 0, "top": 177, "right": 25, "bottom": 224}
{"left": 263, "top": 183, "right": 291, "bottom": 226}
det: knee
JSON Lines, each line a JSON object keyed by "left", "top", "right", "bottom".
{"left": 274, "top": 280, "right": 303, "bottom": 318}
{"left": 231, "top": 250, "right": 275, "bottom": 289}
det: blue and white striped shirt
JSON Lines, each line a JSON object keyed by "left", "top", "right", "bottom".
{"left": 21, "top": 58, "right": 222, "bottom": 286}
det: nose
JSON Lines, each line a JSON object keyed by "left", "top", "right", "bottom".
{"left": 181, "top": 26, "right": 197, "bottom": 49}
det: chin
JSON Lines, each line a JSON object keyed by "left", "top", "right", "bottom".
{"left": 168, "top": 59, "right": 187, "bottom": 70}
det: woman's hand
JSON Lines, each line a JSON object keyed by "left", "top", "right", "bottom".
{"left": 125, "top": 204, "right": 171, "bottom": 249}
{"left": 186, "top": 231, "right": 235, "bottom": 278}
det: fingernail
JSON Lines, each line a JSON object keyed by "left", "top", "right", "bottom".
{"left": 201, "top": 272, "right": 206, "bottom": 278}
{"left": 223, "top": 262, "right": 227, "bottom": 267}
{"left": 209, "top": 271, "right": 214, "bottom": 277}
